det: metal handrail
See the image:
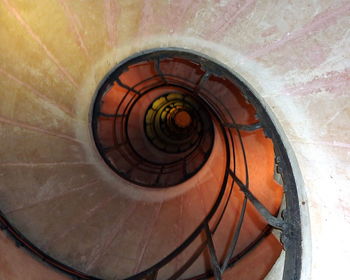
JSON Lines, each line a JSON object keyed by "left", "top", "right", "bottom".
{"left": 93, "top": 70, "right": 215, "bottom": 187}
{"left": 0, "top": 50, "right": 301, "bottom": 280}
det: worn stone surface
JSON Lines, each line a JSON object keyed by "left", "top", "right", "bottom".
{"left": 0, "top": 0, "right": 349, "bottom": 279}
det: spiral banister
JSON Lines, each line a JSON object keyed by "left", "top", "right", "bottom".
{"left": 0, "top": 49, "right": 301, "bottom": 280}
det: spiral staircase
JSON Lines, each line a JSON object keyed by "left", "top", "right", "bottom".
{"left": 2, "top": 1, "right": 350, "bottom": 280}
{"left": 0, "top": 43, "right": 300, "bottom": 279}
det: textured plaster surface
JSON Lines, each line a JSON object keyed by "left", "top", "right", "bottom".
{"left": 0, "top": 0, "right": 349, "bottom": 279}
{"left": 0, "top": 231, "right": 67, "bottom": 280}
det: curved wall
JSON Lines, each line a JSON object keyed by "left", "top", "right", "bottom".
{"left": 0, "top": 0, "right": 349, "bottom": 279}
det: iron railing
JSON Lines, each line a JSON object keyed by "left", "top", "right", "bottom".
{"left": 0, "top": 49, "right": 301, "bottom": 280}
{"left": 92, "top": 60, "right": 215, "bottom": 187}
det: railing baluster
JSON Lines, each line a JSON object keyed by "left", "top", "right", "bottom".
{"left": 223, "top": 121, "right": 262, "bottom": 131}
{"left": 154, "top": 58, "right": 167, "bottom": 85}
{"left": 193, "top": 72, "right": 210, "bottom": 94}
{"left": 229, "top": 170, "right": 286, "bottom": 230}
{"left": 204, "top": 223, "right": 222, "bottom": 280}
{"left": 114, "top": 77, "right": 142, "bottom": 96}
{"left": 167, "top": 241, "right": 207, "bottom": 280}
{"left": 221, "top": 195, "right": 247, "bottom": 272}
{"left": 154, "top": 166, "right": 164, "bottom": 186}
